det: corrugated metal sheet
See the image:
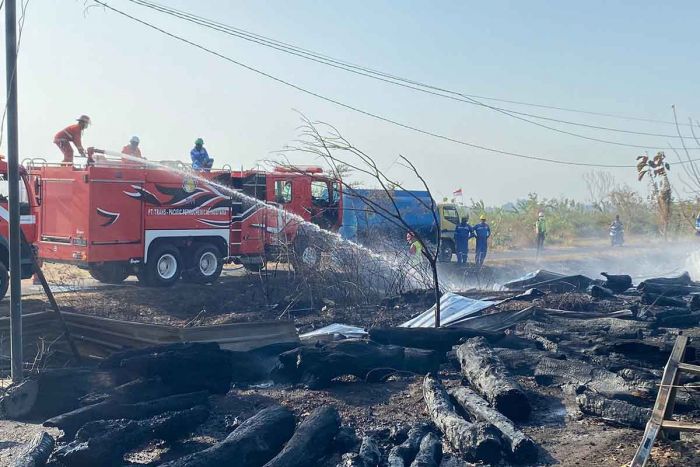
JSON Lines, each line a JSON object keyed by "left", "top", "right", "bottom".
{"left": 0, "top": 311, "right": 299, "bottom": 362}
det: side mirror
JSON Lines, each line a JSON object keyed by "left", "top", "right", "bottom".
{"left": 33, "top": 176, "right": 41, "bottom": 206}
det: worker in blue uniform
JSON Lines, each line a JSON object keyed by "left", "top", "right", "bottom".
{"left": 190, "top": 138, "right": 214, "bottom": 171}
{"left": 473, "top": 214, "right": 491, "bottom": 266}
{"left": 454, "top": 216, "right": 473, "bottom": 265}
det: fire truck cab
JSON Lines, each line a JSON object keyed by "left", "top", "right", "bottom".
{"left": 27, "top": 157, "right": 342, "bottom": 286}
{"left": 0, "top": 159, "right": 39, "bottom": 299}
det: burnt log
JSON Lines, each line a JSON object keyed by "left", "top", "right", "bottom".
{"left": 449, "top": 387, "right": 537, "bottom": 463}
{"left": 534, "top": 357, "right": 636, "bottom": 398}
{"left": 657, "top": 312, "right": 700, "bottom": 328}
{"left": 690, "top": 294, "right": 700, "bottom": 311}
{"left": 641, "top": 293, "right": 687, "bottom": 308}
{"left": 588, "top": 285, "right": 615, "bottom": 299}
{"left": 272, "top": 340, "right": 441, "bottom": 389}
{"left": 44, "top": 391, "right": 209, "bottom": 440}
{"left": 456, "top": 337, "right": 531, "bottom": 421}
{"left": 641, "top": 272, "right": 694, "bottom": 286}
{"left": 161, "top": 405, "right": 295, "bottom": 467}
{"left": 576, "top": 391, "right": 651, "bottom": 429}
{"left": 638, "top": 282, "right": 700, "bottom": 297}
{"left": 340, "top": 436, "right": 381, "bottom": 467}
{"left": 51, "top": 405, "right": 209, "bottom": 467}
{"left": 492, "top": 348, "right": 561, "bottom": 376}
{"left": 423, "top": 374, "right": 502, "bottom": 464}
{"left": 368, "top": 327, "right": 503, "bottom": 353}
{"left": 521, "top": 315, "right": 650, "bottom": 340}
{"left": 600, "top": 273, "right": 632, "bottom": 294}
{"left": 387, "top": 425, "right": 430, "bottom": 467}
{"left": 409, "top": 432, "right": 442, "bottom": 467}
{"left": 264, "top": 406, "right": 341, "bottom": 467}
{"left": 100, "top": 342, "right": 233, "bottom": 394}
{"left": 12, "top": 431, "right": 55, "bottom": 467}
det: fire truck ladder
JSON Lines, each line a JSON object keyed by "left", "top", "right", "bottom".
{"left": 630, "top": 335, "right": 700, "bottom": 466}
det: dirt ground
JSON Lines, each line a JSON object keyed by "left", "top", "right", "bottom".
{"left": 1, "top": 249, "right": 700, "bottom": 466}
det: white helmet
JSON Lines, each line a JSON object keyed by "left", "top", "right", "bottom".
{"left": 130, "top": 136, "right": 140, "bottom": 144}
{"left": 538, "top": 212, "right": 544, "bottom": 218}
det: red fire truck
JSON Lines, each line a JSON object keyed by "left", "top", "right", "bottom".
{"left": 0, "top": 158, "right": 39, "bottom": 299}
{"left": 26, "top": 156, "right": 342, "bottom": 287}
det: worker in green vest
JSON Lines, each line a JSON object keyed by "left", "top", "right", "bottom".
{"left": 407, "top": 231, "right": 423, "bottom": 267}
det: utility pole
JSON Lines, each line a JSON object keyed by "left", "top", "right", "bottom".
{"left": 5, "top": 0, "right": 23, "bottom": 382}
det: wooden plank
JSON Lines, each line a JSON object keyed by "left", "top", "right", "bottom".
{"left": 630, "top": 335, "right": 688, "bottom": 467}
{"left": 677, "top": 362, "right": 700, "bottom": 376}
{"left": 661, "top": 420, "right": 700, "bottom": 433}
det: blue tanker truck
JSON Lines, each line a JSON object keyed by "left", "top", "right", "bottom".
{"left": 339, "top": 189, "right": 466, "bottom": 261}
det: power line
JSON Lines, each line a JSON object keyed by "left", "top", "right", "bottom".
{"left": 91, "top": 1, "right": 699, "bottom": 169}
{"left": 128, "top": 0, "right": 698, "bottom": 143}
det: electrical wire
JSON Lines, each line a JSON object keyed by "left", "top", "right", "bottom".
{"left": 92, "top": 0, "right": 700, "bottom": 169}
{"left": 127, "top": 0, "right": 699, "bottom": 145}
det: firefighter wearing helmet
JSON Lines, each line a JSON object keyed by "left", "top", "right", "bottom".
{"left": 122, "top": 136, "right": 143, "bottom": 159}
{"left": 190, "top": 137, "right": 214, "bottom": 171}
{"left": 53, "top": 115, "right": 91, "bottom": 163}
{"left": 473, "top": 214, "right": 491, "bottom": 266}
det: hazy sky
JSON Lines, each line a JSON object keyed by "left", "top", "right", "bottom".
{"left": 4, "top": 0, "right": 700, "bottom": 203}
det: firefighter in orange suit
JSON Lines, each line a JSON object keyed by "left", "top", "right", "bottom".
{"left": 53, "top": 115, "right": 90, "bottom": 163}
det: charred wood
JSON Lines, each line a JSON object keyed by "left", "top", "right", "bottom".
{"left": 387, "top": 425, "right": 430, "bottom": 467}
{"left": 272, "top": 340, "right": 441, "bottom": 389}
{"left": 449, "top": 387, "right": 537, "bottom": 463}
{"left": 12, "top": 431, "right": 54, "bottom": 467}
{"left": 264, "top": 406, "right": 341, "bottom": 467}
{"left": 588, "top": 285, "right": 615, "bottom": 299}
{"left": 534, "top": 357, "right": 637, "bottom": 398}
{"left": 340, "top": 436, "right": 381, "bottom": 467}
{"left": 102, "top": 343, "right": 233, "bottom": 394}
{"left": 368, "top": 327, "right": 503, "bottom": 353}
{"left": 160, "top": 405, "right": 295, "bottom": 467}
{"left": 600, "top": 273, "right": 632, "bottom": 294}
{"left": 422, "top": 374, "right": 502, "bottom": 464}
{"left": 1, "top": 379, "right": 38, "bottom": 420}
{"left": 51, "top": 405, "right": 209, "bottom": 467}
{"left": 456, "top": 337, "right": 531, "bottom": 421}
{"left": 409, "top": 432, "right": 442, "bottom": 467}
{"left": 576, "top": 391, "right": 651, "bottom": 429}
{"left": 641, "top": 293, "right": 687, "bottom": 308}
{"left": 44, "top": 391, "right": 209, "bottom": 440}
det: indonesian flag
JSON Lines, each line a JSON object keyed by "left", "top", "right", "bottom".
{"left": 453, "top": 188, "right": 463, "bottom": 197}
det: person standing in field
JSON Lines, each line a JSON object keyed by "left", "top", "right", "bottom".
{"left": 535, "top": 212, "right": 547, "bottom": 255}
{"left": 454, "top": 217, "right": 472, "bottom": 265}
{"left": 407, "top": 231, "right": 423, "bottom": 267}
{"left": 473, "top": 214, "right": 491, "bottom": 266}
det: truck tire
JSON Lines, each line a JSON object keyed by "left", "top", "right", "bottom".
{"left": 0, "top": 262, "right": 8, "bottom": 300}
{"left": 88, "top": 263, "right": 130, "bottom": 284}
{"left": 183, "top": 243, "right": 223, "bottom": 284}
{"left": 144, "top": 243, "right": 182, "bottom": 287}
{"left": 439, "top": 241, "right": 454, "bottom": 262}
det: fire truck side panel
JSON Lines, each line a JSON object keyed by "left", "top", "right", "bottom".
{"left": 87, "top": 172, "right": 144, "bottom": 262}
{"left": 37, "top": 168, "right": 91, "bottom": 263}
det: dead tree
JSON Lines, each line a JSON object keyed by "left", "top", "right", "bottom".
{"left": 449, "top": 387, "right": 537, "bottom": 463}
{"left": 162, "top": 405, "right": 295, "bottom": 467}
{"left": 455, "top": 337, "right": 531, "bottom": 421}
{"left": 636, "top": 151, "right": 672, "bottom": 237}
{"left": 12, "top": 431, "right": 55, "bottom": 467}
{"left": 264, "top": 406, "right": 341, "bottom": 467}
{"left": 285, "top": 116, "right": 443, "bottom": 326}
{"left": 422, "top": 374, "right": 502, "bottom": 464}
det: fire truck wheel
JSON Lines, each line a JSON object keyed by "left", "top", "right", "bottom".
{"left": 184, "top": 244, "right": 223, "bottom": 284}
{"left": 146, "top": 244, "right": 182, "bottom": 287}
{"left": 0, "top": 262, "right": 8, "bottom": 300}
{"left": 88, "top": 263, "right": 130, "bottom": 284}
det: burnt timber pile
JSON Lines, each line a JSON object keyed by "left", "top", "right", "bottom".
{"left": 2, "top": 272, "right": 700, "bottom": 466}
